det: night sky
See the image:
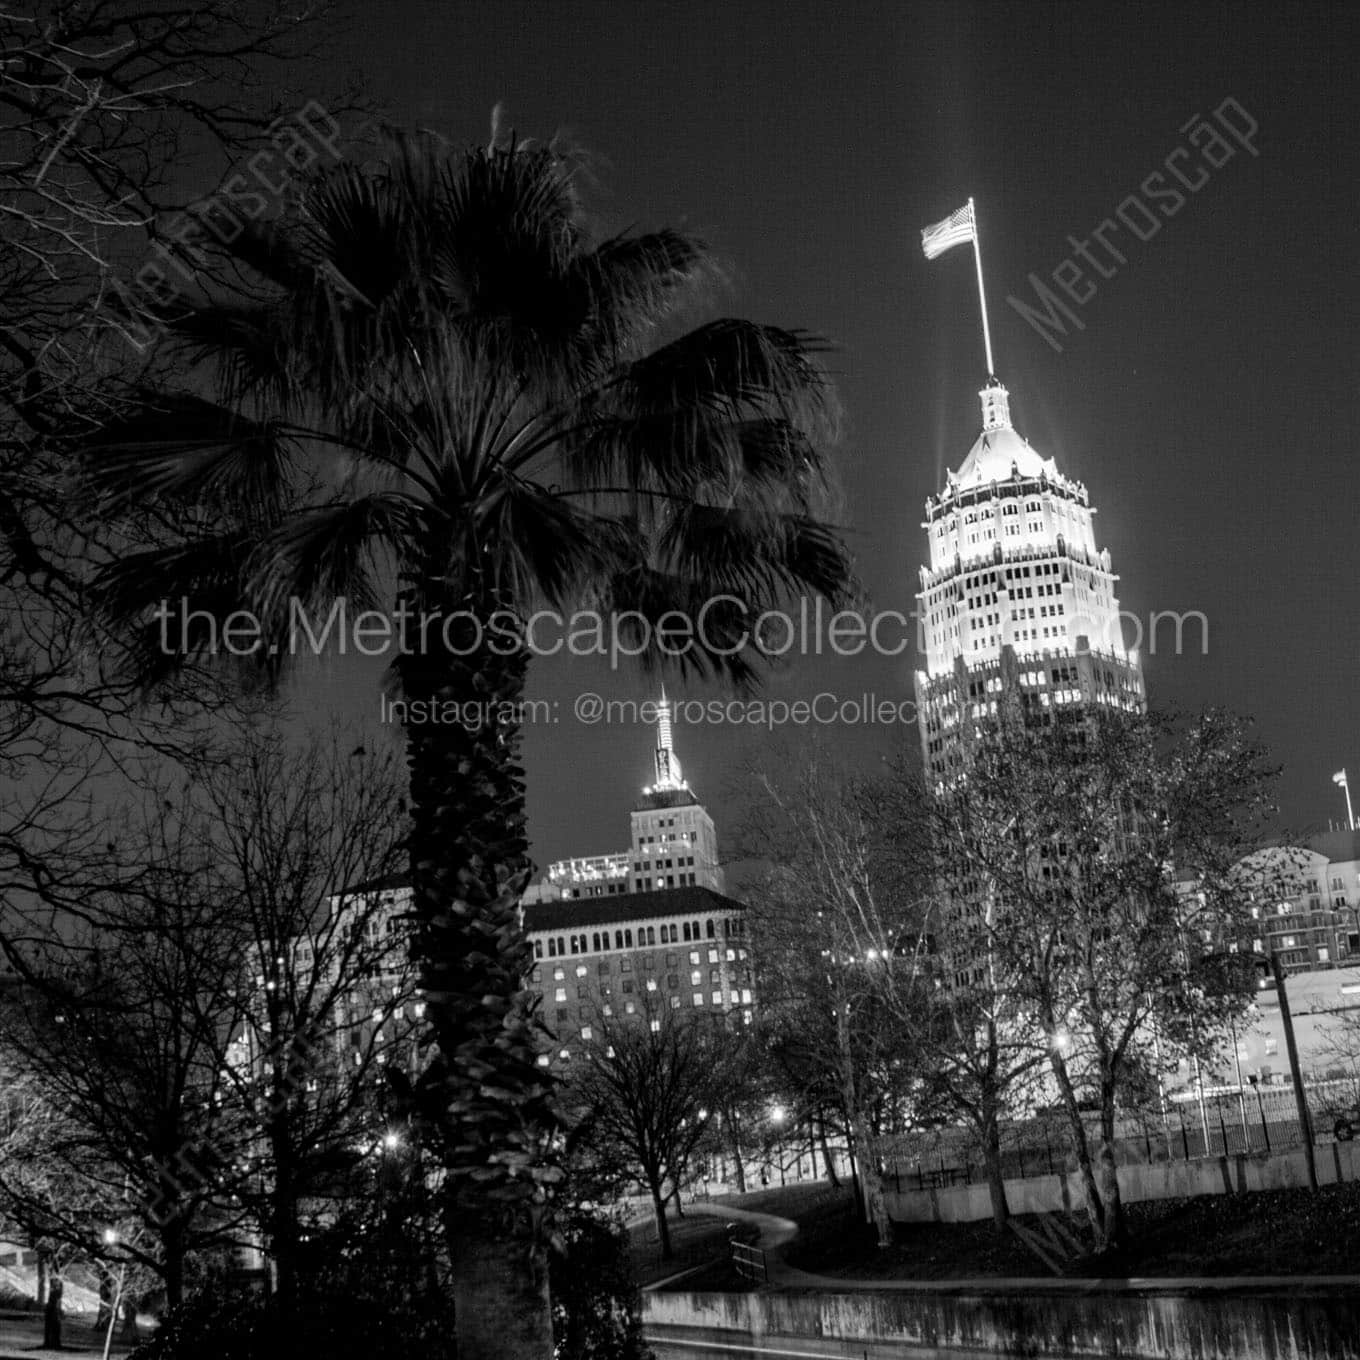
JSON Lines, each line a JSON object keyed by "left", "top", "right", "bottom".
{"left": 311, "top": 1, "right": 1360, "bottom": 865}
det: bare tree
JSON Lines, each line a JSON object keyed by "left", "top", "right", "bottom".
{"left": 0, "top": 0, "right": 367, "bottom": 1020}
{"left": 0, "top": 1059, "right": 109, "bottom": 1346}
{"left": 0, "top": 830, "right": 249, "bottom": 1309}
{"left": 736, "top": 749, "right": 934, "bottom": 1247}
{"left": 190, "top": 725, "right": 411, "bottom": 1313}
{"left": 929, "top": 707, "right": 1283, "bottom": 1253}
{"left": 566, "top": 984, "right": 735, "bottom": 1260}
{"left": 1, "top": 0, "right": 363, "bottom": 428}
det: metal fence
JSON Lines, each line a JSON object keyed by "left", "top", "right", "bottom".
{"left": 886, "top": 1091, "right": 1353, "bottom": 1194}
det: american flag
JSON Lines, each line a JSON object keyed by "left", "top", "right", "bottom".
{"left": 921, "top": 203, "right": 976, "bottom": 261}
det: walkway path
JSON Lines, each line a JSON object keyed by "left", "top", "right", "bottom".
{"left": 678, "top": 1201, "right": 1360, "bottom": 1295}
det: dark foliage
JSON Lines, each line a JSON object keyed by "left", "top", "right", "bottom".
{"left": 550, "top": 1210, "right": 652, "bottom": 1360}
{"left": 131, "top": 1260, "right": 455, "bottom": 1360}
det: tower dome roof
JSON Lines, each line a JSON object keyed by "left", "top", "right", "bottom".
{"left": 954, "top": 426, "right": 1053, "bottom": 486}
{"left": 948, "top": 379, "right": 1057, "bottom": 489}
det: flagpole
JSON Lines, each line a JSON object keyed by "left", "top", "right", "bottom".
{"left": 969, "top": 197, "right": 996, "bottom": 379}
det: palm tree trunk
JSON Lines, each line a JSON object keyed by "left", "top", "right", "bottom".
{"left": 448, "top": 1207, "right": 552, "bottom": 1360}
{"left": 396, "top": 593, "right": 559, "bottom": 1360}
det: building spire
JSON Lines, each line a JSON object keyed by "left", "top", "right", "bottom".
{"left": 980, "top": 378, "right": 1012, "bottom": 432}
{"left": 650, "top": 686, "right": 686, "bottom": 792}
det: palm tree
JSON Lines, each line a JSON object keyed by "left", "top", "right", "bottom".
{"left": 86, "top": 125, "right": 854, "bottom": 1359}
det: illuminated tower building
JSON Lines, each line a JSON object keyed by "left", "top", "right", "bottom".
{"left": 519, "top": 692, "right": 724, "bottom": 903}
{"left": 915, "top": 379, "right": 1144, "bottom": 783}
{"left": 628, "top": 691, "right": 724, "bottom": 894}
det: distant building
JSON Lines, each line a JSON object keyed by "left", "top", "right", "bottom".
{"left": 1231, "top": 963, "right": 1360, "bottom": 1087}
{"left": 522, "top": 693, "right": 749, "bottom": 1066}
{"left": 522, "top": 692, "right": 724, "bottom": 905}
{"left": 320, "top": 693, "right": 746, "bottom": 1074}
{"left": 1234, "top": 832, "right": 1360, "bottom": 975}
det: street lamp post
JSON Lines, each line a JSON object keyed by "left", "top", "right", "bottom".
{"left": 1228, "top": 1009, "right": 1249, "bottom": 1146}
{"left": 1248, "top": 1073, "right": 1270, "bottom": 1153}
{"left": 100, "top": 1230, "right": 128, "bottom": 1360}
{"left": 1269, "top": 950, "right": 1318, "bottom": 1188}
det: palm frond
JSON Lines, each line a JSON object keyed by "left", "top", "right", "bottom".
{"left": 477, "top": 480, "right": 642, "bottom": 609}
{"left": 160, "top": 304, "right": 298, "bottom": 412}
{"left": 592, "top": 565, "right": 761, "bottom": 688}
{"left": 574, "top": 228, "right": 712, "bottom": 359}
{"left": 245, "top": 493, "right": 425, "bottom": 629}
{"left": 84, "top": 391, "right": 294, "bottom": 519}
{"left": 300, "top": 159, "right": 413, "bottom": 312}
{"left": 90, "top": 530, "right": 274, "bottom": 687}
{"left": 620, "top": 318, "right": 834, "bottom": 422}
{"left": 656, "top": 504, "right": 856, "bottom": 609}
{"left": 561, "top": 319, "right": 836, "bottom": 497}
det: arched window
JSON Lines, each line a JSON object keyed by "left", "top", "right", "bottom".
{"left": 592, "top": 932, "right": 601, "bottom": 951}
{"left": 615, "top": 930, "right": 624, "bottom": 949}
{"left": 624, "top": 929, "right": 633, "bottom": 948}
{"left": 548, "top": 938, "right": 557, "bottom": 957}
{"left": 682, "top": 922, "right": 691, "bottom": 942}
{"left": 706, "top": 919, "right": 715, "bottom": 939}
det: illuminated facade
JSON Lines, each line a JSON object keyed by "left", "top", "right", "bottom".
{"left": 915, "top": 379, "right": 1144, "bottom": 783}
{"left": 524, "top": 885, "right": 752, "bottom": 1062}
{"left": 523, "top": 694, "right": 724, "bottom": 903}
{"left": 522, "top": 695, "right": 746, "bottom": 1061}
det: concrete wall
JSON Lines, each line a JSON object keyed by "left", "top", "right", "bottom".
{"left": 643, "top": 1284, "right": 1360, "bottom": 1359}
{"left": 885, "top": 1140, "right": 1360, "bottom": 1224}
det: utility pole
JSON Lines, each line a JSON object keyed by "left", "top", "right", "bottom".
{"left": 1270, "top": 951, "right": 1317, "bottom": 1190}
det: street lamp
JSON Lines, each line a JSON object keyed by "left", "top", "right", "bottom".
{"left": 769, "top": 1105, "right": 788, "bottom": 1186}
{"left": 99, "top": 1228, "right": 134, "bottom": 1360}
{"left": 1247, "top": 1073, "right": 1270, "bottom": 1153}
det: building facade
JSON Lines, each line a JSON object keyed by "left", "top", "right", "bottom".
{"left": 523, "top": 885, "right": 753, "bottom": 1067}
{"left": 915, "top": 379, "right": 1144, "bottom": 783}
{"left": 1236, "top": 836, "right": 1360, "bottom": 976}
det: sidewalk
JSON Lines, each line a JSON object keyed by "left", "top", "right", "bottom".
{"left": 680, "top": 1201, "right": 1360, "bottom": 1295}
